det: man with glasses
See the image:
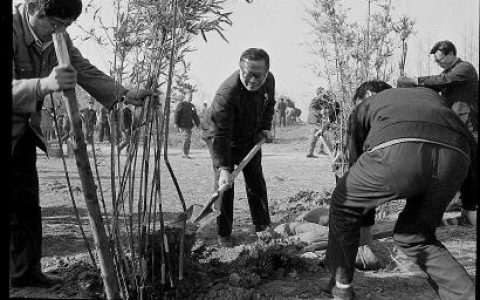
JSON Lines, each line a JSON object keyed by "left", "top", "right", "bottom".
{"left": 12, "top": 0, "right": 151, "bottom": 288}
{"left": 202, "top": 48, "right": 276, "bottom": 247}
{"left": 398, "top": 40, "right": 478, "bottom": 226}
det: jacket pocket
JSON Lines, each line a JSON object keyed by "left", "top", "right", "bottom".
{"left": 15, "top": 62, "right": 35, "bottom": 79}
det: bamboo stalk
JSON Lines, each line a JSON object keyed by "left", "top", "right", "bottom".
{"left": 52, "top": 32, "right": 120, "bottom": 299}
{"left": 162, "top": 0, "right": 187, "bottom": 285}
{"left": 49, "top": 93, "right": 98, "bottom": 273}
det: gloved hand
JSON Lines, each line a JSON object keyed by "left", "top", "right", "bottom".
{"left": 397, "top": 76, "right": 418, "bottom": 88}
{"left": 261, "top": 130, "right": 274, "bottom": 143}
{"left": 39, "top": 64, "right": 77, "bottom": 94}
{"left": 123, "top": 89, "right": 153, "bottom": 106}
{"left": 218, "top": 168, "right": 232, "bottom": 189}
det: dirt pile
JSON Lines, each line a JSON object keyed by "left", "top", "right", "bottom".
{"left": 270, "top": 189, "right": 331, "bottom": 223}
{"left": 183, "top": 239, "right": 325, "bottom": 299}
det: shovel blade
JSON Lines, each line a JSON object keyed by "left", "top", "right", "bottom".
{"left": 193, "top": 191, "right": 222, "bottom": 224}
{"left": 166, "top": 205, "right": 194, "bottom": 225}
{"left": 193, "top": 206, "right": 214, "bottom": 224}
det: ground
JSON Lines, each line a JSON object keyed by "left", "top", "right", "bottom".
{"left": 10, "top": 123, "right": 476, "bottom": 299}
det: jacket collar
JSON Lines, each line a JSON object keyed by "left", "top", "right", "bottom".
{"left": 443, "top": 57, "right": 462, "bottom": 73}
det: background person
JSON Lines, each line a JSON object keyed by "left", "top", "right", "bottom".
{"left": 306, "top": 88, "right": 331, "bottom": 157}
{"left": 79, "top": 100, "right": 96, "bottom": 145}
{"left": 174, "top": 92, "right": 201, "bottom": 158}
{"left": 398, "top": 40, "right": 478, "bottom": 225}
{"left": 96, "top": 106, "right": 110, "bottom": 142}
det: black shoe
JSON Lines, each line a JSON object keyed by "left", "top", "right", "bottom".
{"left": 306, "top": 154, "right": 318, "bottom": 158}
{"left": 11, "top": 273, "right": 61, "bottom": 288}
{"left": 331, "top": 285, "right": 356, "bottom": 300}
{"left": 182, "top": 154, "right": 192, "bottom": 159}
{"left": 218, "top": 235, "right": 235, "bottom": 248}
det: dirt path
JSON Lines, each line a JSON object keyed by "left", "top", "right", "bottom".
{"left": 10, "top": 126, "right": 476, "bottom": 299}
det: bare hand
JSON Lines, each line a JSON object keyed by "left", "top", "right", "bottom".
{"left": 218, "top": 169, "right": 232, "bottom": 188}
{"left": 261, "top": 130, "right": 274, "bottom": 143}
{"left": 40, "top": 65, "right": 77, "bottom": 93}
{"left": 124, "top": 89, "right": 153, "bottom": 106}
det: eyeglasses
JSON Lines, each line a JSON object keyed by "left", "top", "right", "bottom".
{"left": 433, "top": 53, "right": 448, "bottom": 64}
{"left": 239, "top": 60, "right": 268, "bottom": 81}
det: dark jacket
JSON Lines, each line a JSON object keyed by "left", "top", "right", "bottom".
{"left": 174, "top": 101, "right": 200, "bottom": 129}
{"left": 80, "top": 108, "right": 97, "bottom": 129}
{"left": 202, "top": 70, "right": 276, "bottom": 169}
{"left": 121, "top": 106, "right": 133, "bottom": 130}
{"left": 346, "top": 87, "right": 472, "bottom": 165}
{"left": 418, "top": 58, "right": 478, "bottom": 130}
{"left": 307, "top": 96, "right": 329, "bottom": 124}
{"left": 12, "top": 4, "right": 127, "bottom": 153}
{"left": 276, "top": 100, "right": 287, "bottom": 113}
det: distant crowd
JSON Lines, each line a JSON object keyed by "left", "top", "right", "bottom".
{"left": 40, "top": 99, "right": 135, "bottom": 149}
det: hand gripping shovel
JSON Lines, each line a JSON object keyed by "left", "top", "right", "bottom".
{"left": 192, "top": 137, "right": 267, "bottom": 224}
{"left": 167, "top": 137, "right": 266, "bottom": 225}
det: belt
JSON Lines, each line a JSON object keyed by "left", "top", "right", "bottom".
{"left": 369, "top": 137, "right": 470, "bottom": 161}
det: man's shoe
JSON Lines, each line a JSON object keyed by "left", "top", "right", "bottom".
{"left": 11, "top": 273, "right": 61, "bottom": 288}
{"left": 306, "top": 154, "right": 318, "bottom": 158}
{"left": 217, "top": 236, "right": 235, "bottom": 248}
{"left": 331, "top": 285, "right": 356, "bottom": 300}
{"left": 317, "top": 150, "right": 328, "bottom": 156}
{"left": 182, "top": 154, "right": 192, "bottom": 159}
{"left": 355, "top": 245, "right": 382, "bottom": 270}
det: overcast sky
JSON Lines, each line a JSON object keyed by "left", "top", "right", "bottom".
{"left": 13, "top": 0, "right": 479, "bottom": 118}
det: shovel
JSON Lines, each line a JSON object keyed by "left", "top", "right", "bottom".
{"left": 192, "top": 137, "right": 267, "bottom": 224}
{"left": 167, "top": 137, "right": 267, "bottom": 225}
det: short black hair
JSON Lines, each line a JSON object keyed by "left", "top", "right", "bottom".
{"left": 352, "top": 80, "right": 392, "bottom": 104}
{"left": 430, "top": 40, "right": 457, "bottom": 56}
{"left": 239, "top": 48, "right": 270, "bottom": 69}
{"left": 27, "top": 0, "right": 82, "bottom": 21}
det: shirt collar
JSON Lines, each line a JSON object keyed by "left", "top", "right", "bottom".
{"left": 444, "top": 57, "right": 461, "bottom": 73}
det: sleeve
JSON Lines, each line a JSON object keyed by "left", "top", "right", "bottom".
{"left": 12, "top": 35, "right": 42, "bottom": 114}
{"left": 260, "top": 73, "right": 276, "bottom": 130}
{"left": 174, "top": 102, "right": 182, "bottom": 126}
{"left": 418, "top": 62, "right": 474, "bottom": 89}
{"left": 346, "top": 103, "right": 370, "bottom": 165}
{"left": 66, "top": 34, "right": 127, "bottom": 110}
{"left": 210, "top": 89, "right": 235, "bottom": 169}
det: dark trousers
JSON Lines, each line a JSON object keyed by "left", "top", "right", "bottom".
{"left": 335, "top": 173, "right": 375, "bottom": 228}
{"left": 327, "top": 142, "right": 474, "bottom": 299}
{"left": 10, "top": 130, "right": 43, "bottom": 281}
{"left": 98, "top": 121, "right": 110, "bottom": 142}
{"left": 206, "top": 139, "right": 271, "bottom": 237}
{"left": 180, "top": 128, "right": 192, "bottom": 156}
{"left": 279, "top": 112, "right": 286, "bottom": 127}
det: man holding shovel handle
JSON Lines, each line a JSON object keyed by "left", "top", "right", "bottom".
{"left": 11, "top": 0, "right": 151, "bottom": 288}
{"left": 201, "top": 48, "right": 276, "bottom": 248}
